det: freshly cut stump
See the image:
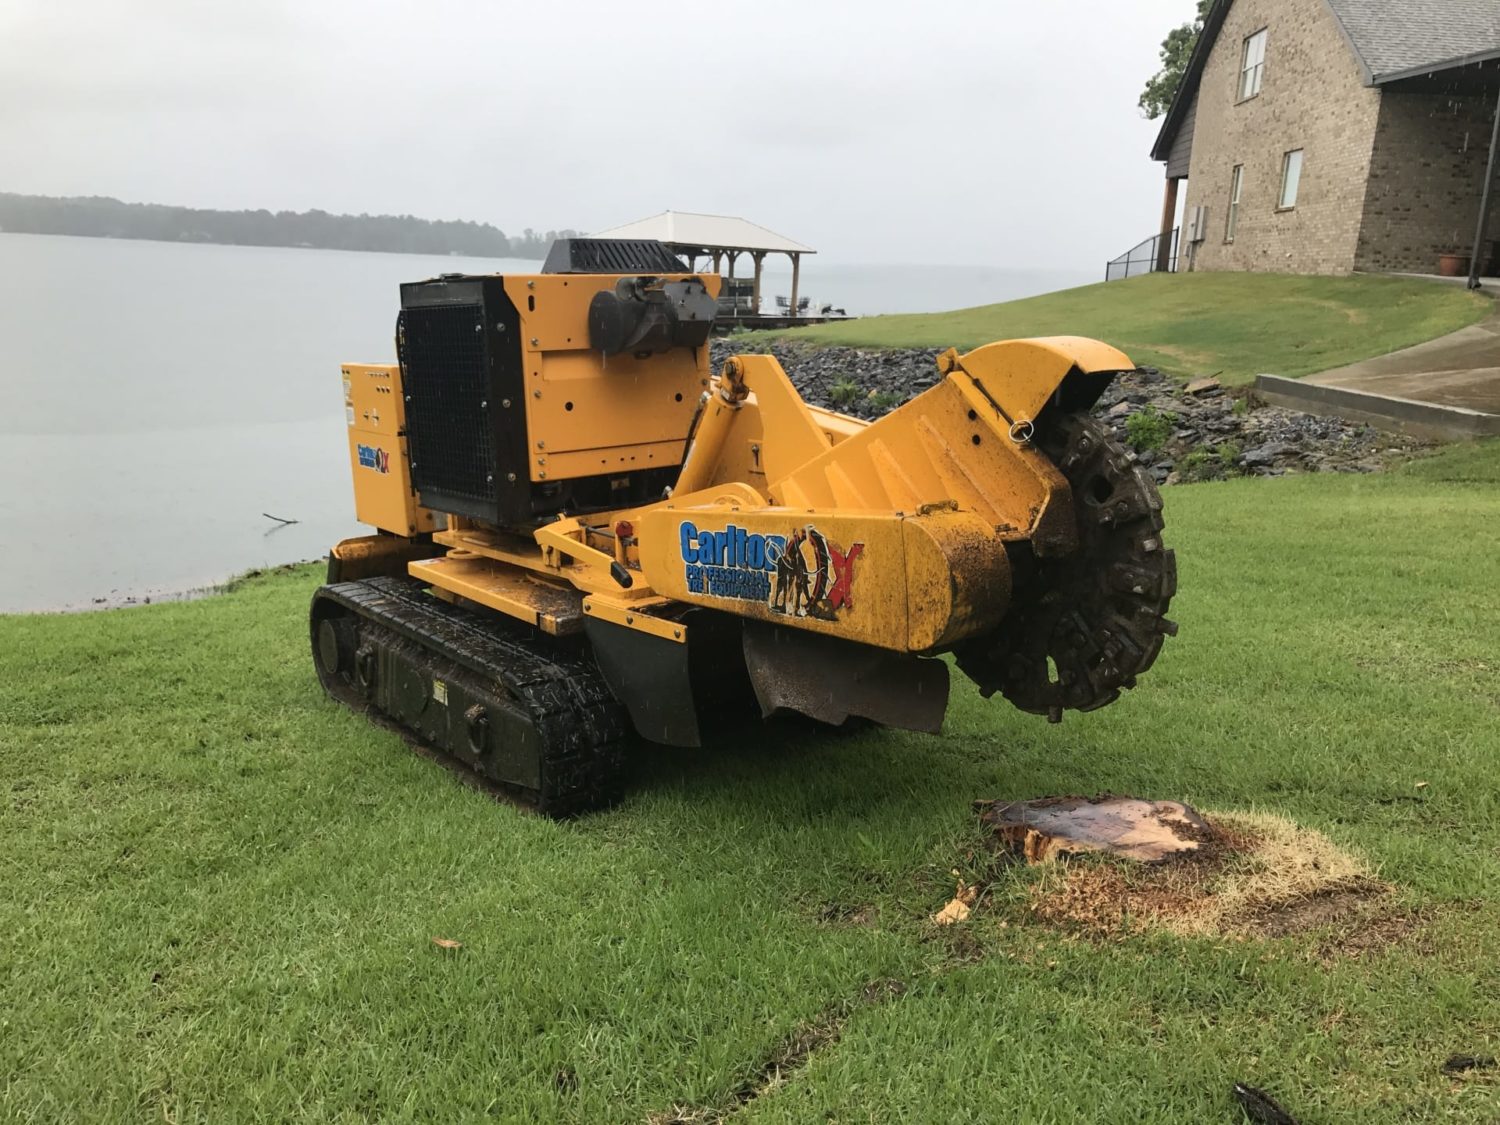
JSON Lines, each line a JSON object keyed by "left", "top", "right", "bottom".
{"left": 969, "top": 798, "right": 1393, "bottom": 944}
{"left": 977, "top": 795, "right": 1211, "bottom": 864}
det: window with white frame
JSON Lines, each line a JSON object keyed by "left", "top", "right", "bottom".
{"left": 1240, "top": 29, "right": 1267, "bottom": 99}
{"left": 1279, "top": 149, "right": 1303, "bottom": 209}
{"left": 1226, "top": 165, "right": 1244, "bottom": 242}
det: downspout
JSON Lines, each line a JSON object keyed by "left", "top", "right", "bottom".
{"left": 1466, "top": 82, "right": 1500, "bottom": 290}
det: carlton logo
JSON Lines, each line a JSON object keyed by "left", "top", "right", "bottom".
{"left": 356, "top": 444, "right": 390, "bottom": 474}
{"left": 679, "top": 521, "right": 863, "bottom": 621}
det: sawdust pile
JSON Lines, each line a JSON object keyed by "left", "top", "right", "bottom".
{"left": 1019, "top": 810, "right": 1388, "bottom": 940}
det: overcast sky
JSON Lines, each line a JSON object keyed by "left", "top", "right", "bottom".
{"left": 1, "top": 0, "right": 1189, "bottom": 268}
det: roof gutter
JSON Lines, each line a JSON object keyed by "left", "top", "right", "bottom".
{"left": 1374, "top": 48, "right": 1500, "bottom": 85}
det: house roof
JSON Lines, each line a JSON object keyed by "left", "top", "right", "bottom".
{"left": 1151, "top": 0, "right": 1500, "bottom": 161}
{"left": 1325, "top": 0, "right": 1500, "bottom": 82}
{"left": 1150, "top": 0, "right": 1235, "bottom": 162}
{"left": 590, "top": 210, "right": 815, "bottom": 255}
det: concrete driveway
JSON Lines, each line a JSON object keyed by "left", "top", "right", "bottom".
{"left": 1305, "top": 306, "right": 1500, "bottom": 415}
{"left": 1257, "top": 304, "right": 1500, "bottom": 438}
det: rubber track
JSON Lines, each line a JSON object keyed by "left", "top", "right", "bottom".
{"left": 312, "top": 576, "right": 627, "bottom": 817}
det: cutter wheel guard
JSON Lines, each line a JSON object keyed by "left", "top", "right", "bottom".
{"left": 315, "top": 238, "right": 1177, "bottom": 814}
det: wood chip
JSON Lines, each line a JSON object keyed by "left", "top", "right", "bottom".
{"left": 932, "top": 898, "right": 971, "bottom": 926}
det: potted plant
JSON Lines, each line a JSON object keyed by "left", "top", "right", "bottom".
{"left": 1439, "top": 234, "right": 1471, "bottom": 277}
{"left": 1438, "top": 251, "right": 1471, "bottom": 276}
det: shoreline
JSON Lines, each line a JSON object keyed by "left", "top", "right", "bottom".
{"left": 12, "top": 339, "right": 1439, "bottom": 614}
{"left": 0, "top": 228, "right": 549, "bottom": 263}
{"left": 13, "top": 332, "right": 1435, "bottom": 618}
{"left": 8, "top": 561, "right": 319, "bottom": 617}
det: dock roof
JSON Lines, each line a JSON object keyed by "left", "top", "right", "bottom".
{"left": 590, "top": 210, "right": 815, "bottom": 255}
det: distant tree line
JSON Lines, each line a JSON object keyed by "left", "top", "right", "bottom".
{"left": 0, "top": 192, "right": 578, "bottom": 259}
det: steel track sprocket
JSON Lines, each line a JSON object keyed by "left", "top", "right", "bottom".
{"left": 955, "top": 412, "right": 1178, "bottom": 720}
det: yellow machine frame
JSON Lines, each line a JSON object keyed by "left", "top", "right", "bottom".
{"left": 501, "top": 276, "right": 715, "bottom": 483}
{"left": 340, "top": 332, "right": 1133, "bottom": 661}
{"left": 317, "top": 249, "right": 1174, "bottom": 814}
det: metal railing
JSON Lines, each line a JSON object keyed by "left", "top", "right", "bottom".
{"left": 718, "top": 278, "right": 757, "bottom": 316}
{"left": 1105, "top": 228, "right": 1179, "bottom": 281}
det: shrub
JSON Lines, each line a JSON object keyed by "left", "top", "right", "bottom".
{"left": 869, "top": 390, "right": 903, "bottom": 412}
{"left": 829, "top": 377, "right": 861, "bottom": 407}
{"left": 1180, "top": 449, "right": 1219, "bottom": 481}
{"left": 1180, "top": 442, "right": 1241, "bottom": 482}
{"left": 1125, "top": 405, "right": 1177, "bottom": 452}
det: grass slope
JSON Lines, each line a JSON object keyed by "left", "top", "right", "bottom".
{"left": 3, "top": 442, "right": 1499, "bottom": 1122}
{"left": 776, "top": 273, "right": 1490, "bottom": 384}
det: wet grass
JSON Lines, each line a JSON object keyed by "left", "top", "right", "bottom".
{"left": 3, "top": 440, "right": 1499, "bottom": 1122}
{"left": 768, "top": 272, "right": 1490, "bottom": 384}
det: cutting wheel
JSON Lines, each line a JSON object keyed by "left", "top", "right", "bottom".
{"left": 956, "top": 412, "right": 1178, "bottom": 720}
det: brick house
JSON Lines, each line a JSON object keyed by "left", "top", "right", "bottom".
{"left": 1151, "top": 0, "right": 1500, "bottom": 279}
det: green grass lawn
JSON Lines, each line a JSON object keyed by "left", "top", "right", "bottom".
{"left": 4, "top": 442, "right": 1499, "bottom": 1123}
{"left": 773, "top": 273, "right": 1490, "bottom": 385}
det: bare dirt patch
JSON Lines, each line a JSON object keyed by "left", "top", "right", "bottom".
{"left": 815, "top": 901, "right": 879, "bottom": 928}
{"left": 1143, "top": 342, "right": 1219, "bottom": 368}
{"left": 1309, "top": 901, "right": 1433, "bottom": 963}
{"left": 1442, "top": 1054, "right": 1497, "bottom": 1076}
{"left": 650, "top": 980, "right": 907, "bottom": 1125}
{"left": 925, "top": 921, "right": 987, "bottom": 965}
{"left": 1298, "top": 298, "right": 1369, "bottom": 325}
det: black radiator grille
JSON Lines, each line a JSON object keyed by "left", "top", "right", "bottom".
{"left": 398, "top": 305, "right": 496, "bottom": 505}
{"left": 542, "top": 238, "right": 687, "bottom": 275}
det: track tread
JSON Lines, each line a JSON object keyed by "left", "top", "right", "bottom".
{"left": 312, "top": 577, "right": 627, "bottom": 817}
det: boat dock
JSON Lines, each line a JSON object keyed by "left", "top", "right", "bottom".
{"left": 590, "top": 210, "right": 855, "bottom": 330}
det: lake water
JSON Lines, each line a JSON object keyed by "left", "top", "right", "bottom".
{"left": 0, "top": 233, "right": 1096, "bottom": 612}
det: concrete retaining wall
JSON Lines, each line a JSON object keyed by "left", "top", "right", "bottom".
{"left": 1255, "top": 374, "right": 1500, "bottom": 440}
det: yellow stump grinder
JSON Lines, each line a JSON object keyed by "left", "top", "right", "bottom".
{"left": 312, "top": 239, "right": 1177, "bottom": 815}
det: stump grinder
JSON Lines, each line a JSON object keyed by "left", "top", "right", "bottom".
{"left": 312, "top": 239, "right": 1177, "bottom": 815}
